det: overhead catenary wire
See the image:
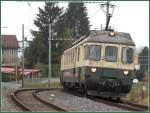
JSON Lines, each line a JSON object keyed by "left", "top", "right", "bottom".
{"left": 89, "top": 6, "right": 101, "bottom": 19}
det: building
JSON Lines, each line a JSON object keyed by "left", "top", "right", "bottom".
{"left": 18, "top": 37, "right": 31, "bottom": 63}
{"left": 2, "top": 35, "right": 20, "bottom": 66}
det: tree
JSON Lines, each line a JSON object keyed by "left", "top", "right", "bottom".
{"left": 25, "top": 2, "right": 63, "bottom": 66}
{"left": 25, "top": 2, "right": 90, "bottom": 67}
{"left": 50, "top": 3, "right": 90, "bottom": 63}
{"left": 139, "top": 47, "right": 148, "bottom": 72}
{"left": 136, "top": 46, "right": 148, "bottom": 81}
{"left": 65, "top": 3, "right": 90, "bottom": 39}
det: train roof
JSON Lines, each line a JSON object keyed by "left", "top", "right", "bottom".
{"left": 73, "top": 30, "right": 135, "bottom": 46}
{"left": 64, "top": 30, "right": 135, "bottom": 53}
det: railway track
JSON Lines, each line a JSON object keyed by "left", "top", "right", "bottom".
{"left": 11, "top": 88, "right": 148, "bottom": 112}
{"left": 62, "top": 89, "right": 148, "bottom": 112}
{"left": 11, "top": 88, "right": 67, "bottom": 112}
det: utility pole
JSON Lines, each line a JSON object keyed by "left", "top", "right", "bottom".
{"left": 22, "top": 24, "right": 24, "bottom": 88}
{"left": 106, "top": 1, "right": 109, "bottom": 24}
{"left": 100, "top": 1, "right": 115, "bottom": 31}
{"left": 48, "top": 24, "right": 51, "bottom": 88}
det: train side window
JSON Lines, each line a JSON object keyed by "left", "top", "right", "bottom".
{"left": 72, "top": 51, "right": 74, "bottom": 63}
{"left": 62, "top": 56, "right": 63, "bottom": 65}
{"left": 67, "top": 53, "right": 68, "bottom": 64}
{"left": 122, "top": 47, "right": 133, "bottom": 64}
{"left": 105, "top": 46, "right": 118, "bottom": 62}
{"left": 64, "top": 54, "right": 66, "bottom": 65}
{"left": 72, "top": 50, "right": 74, "bottom": 62}
{"left": 66, "top": 54, "right": 67, "bottom": 64}
{"left": 73, "top": 49, "right": 75, "bottom": 62}
{"left": 84, "top": 45, "right": 89, "bottom": 59}
{"left": 77, "top": 47, "right": 80, "bottom": 61}
{"left": 69, "top": 52, "right": 71, "bottom": 63}
{"left": 69, "top": 52, "right": 70, "bottom": 63}
{"left": 71, "top": 51, "right": 72, "bottom": 63}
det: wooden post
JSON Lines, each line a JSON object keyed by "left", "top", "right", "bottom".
{"left": 15, "top": 65, "right": 18, "bottom": 83}
{"left": 32, "top": 69, "right": 33, "bottom": 84}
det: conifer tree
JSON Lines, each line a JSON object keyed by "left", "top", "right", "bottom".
{"left": 25, "top": 2, "right": 63, "bottom": 65}
{"left": 66, "top": 3, "right": 90, "bottom": 39}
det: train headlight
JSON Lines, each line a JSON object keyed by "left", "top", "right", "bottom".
{"left": 133, "top": 79, "right": 138, "bottom": 83}
{"left": 91, "top": 67, "right": 97, "bottom": 73}
{"left": 123, "top": 70, "right": 129, "bottom": 75}
{"left": 109, "top": 31, "right": 116, "bottom": 36}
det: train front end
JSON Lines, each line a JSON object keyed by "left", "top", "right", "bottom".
{"left": 83, "top": 31, "right": 136, "bottom": 98}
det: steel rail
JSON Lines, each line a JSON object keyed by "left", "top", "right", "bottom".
{"left": 11, "top": 88, "right": 67, "bottom": 112}
{"left": 32, "top": 88, "right": 67, "bottom": 112}
{"left": 11, "top": 88, "right": 37, "bottom": 111}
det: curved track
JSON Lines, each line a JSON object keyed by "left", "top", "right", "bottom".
{"left": 62, "top": 89, "right": 148, "bottom": 112}
{"left": 11, "top": 88, "right": 148, "bottom": 112}
{"left": 11, "top": 88, "right": 67, "bottom": 112}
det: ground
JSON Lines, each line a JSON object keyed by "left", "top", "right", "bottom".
{"left": 1, "top": 77, "right": 60, "bottom": 111}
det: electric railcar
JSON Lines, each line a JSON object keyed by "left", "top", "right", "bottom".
{"left": 60, "top": 30, "right": 136, "bottom": 98}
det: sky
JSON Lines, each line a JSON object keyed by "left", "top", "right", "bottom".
{"left": 1, "top": 1, "right": 149, "bottom": 47}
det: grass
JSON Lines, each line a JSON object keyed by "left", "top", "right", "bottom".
{"left": 25, "top": 82, "right": 63, "bottom": 88}
{"left": 122, "top": 82, "right": 148, "bottom": 106}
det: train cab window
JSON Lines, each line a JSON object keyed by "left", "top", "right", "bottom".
{"left": 105, "top": 46, "right": 118, "bottom": 62}
{"left": 88, "top": 45, "right": 101, "bottom": 61}
{"left": 122, "top": 47, "right": 133, "bottom": 64}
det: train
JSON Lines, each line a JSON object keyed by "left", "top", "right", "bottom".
{"left": 60, "top": 2, "right": 136, "bottom": 99}
{"left": 60, "top": 30, "right": 136, "bottom": 98}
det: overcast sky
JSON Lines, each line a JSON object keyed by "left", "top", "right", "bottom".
{"left": 1, "top": 1, "right": 149, "bottom": 47}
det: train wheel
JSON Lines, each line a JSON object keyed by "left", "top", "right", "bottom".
{"left": 62, "top": 82, "right": 68, "bottom": 89}
{"left": 83, "top": 84, "right": 88, "bottom": 97}
{"left": 116, "top": 97, "right": 121, "bottom": 102}
{"left": 108, "top": 97, "right": 112, "bottom": 100}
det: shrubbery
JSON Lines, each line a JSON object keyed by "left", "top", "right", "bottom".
{"left": 34, "top": 63, "right": 48, "bottom": 77}
{"left": 51, "top": 64, "right": 61, "bottom": 77}
{"left": 34, "top": 63, "right": 60, "bottom": 78}
{"left": 2, "top": 74, "right": 14, "bottom": 82}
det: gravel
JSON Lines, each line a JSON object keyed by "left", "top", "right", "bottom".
{"left": 37, "top": 90, "right": 129, "bottom": 112}
{"left": 1, "top": 81, "right": 129, "bottom": 112}
{"left": 1, "top": 82, "right": 23, "bottom": 112}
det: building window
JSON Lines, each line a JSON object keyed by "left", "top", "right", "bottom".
{"left": 10, "top": 49, "right": 14, "bottom": 54}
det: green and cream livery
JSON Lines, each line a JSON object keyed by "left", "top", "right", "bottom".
{"left": 60, "top": 30, "right": 136, "bottom": 98}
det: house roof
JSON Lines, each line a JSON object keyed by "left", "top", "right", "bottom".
{"left": 2, "top": 35, "right": 20, "bottom": 49}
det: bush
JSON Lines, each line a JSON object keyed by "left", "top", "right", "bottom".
{"left": 51, "top": 64, "right": 61, "bottom": 77}
{"left": 34, "top": 63, "right": 48, "bottom": 77}
{"left": 2, "top": 74, "right": 14, "bottom": 82}
{"left": 34, "top": 63, "right": 61, "bottom": 78}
